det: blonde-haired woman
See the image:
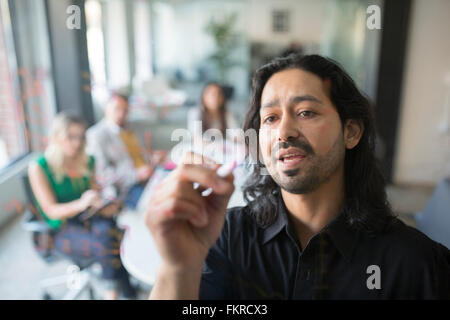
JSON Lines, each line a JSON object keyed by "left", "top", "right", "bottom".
{"left": 28, "top": 112, "right": 136, "bottom": 299}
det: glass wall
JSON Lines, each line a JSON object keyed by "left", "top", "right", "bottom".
{"left": 0, "top": 0, "right": 57, "bottom": 170}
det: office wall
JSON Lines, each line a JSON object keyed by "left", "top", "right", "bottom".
{"left": 247, "top": 0, "right": 327, "bottom": 45}
{"left": 103, "top": 0, "right": 130, "bottom": 89}
{"left": 167, "top": 0, "right": 328, "bottom": 63}
{"left": 394, "top": 0, "right": 450, "bottom": 185}
{"left": 151, "top": 0, "right": 328, "bottom": 98}
{"left": 152, "top": 0, "right": 249, "bottom": 93}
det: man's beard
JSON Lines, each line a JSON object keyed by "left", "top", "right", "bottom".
{"left": 266, "top": 135, "right": 345, "bottom": 194}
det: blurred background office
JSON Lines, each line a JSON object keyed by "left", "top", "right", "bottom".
{"left": 0, "top": 0, "right": 448, "bottom": 299}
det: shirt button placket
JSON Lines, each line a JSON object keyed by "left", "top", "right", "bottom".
{"left": 292, "top": 250, "right": 303, "bottom": 299}
{"left": 305, "top": 269, "right": 311, "bottom": 281}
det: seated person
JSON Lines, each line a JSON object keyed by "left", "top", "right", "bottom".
{"left": 28, "top": 112, "right": 136, "bottom": 300}
{"left": 86, "top": 91, "right": 165, "bottom": 209}
{"left": 187, "top": 82, "right": 239, "bottom": 141}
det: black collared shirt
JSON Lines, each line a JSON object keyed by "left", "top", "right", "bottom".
{"left": 199, "top": 193, "right": 450, "bottom": 299}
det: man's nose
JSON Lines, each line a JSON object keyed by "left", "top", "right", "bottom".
{"left": 277, "top": 113, "right": 300, "bottom": 141}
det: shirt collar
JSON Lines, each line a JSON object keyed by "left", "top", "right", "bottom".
{"left": 261, "top": 191, "right": 288, "bottom": 245}
{"left": 261, "top": 190, "right": 292, "bottom": 245}
{"left": 261, "top": 190, "right": 359, "bottom": 262}
{"left": 322, "top": 209, "right": 359, "bottom": 263}
{"left": 105, "top": 119, "right": 128, "bottom": 134}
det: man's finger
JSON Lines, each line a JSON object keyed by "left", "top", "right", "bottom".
{"left": 148, "top": 198, "right": 208, "bottom": 228}
{"left": 178, "top": 163, "right": 234, "bottom": 195}
{"left": 180, "top": 151, "right": 216, "bottom": 168}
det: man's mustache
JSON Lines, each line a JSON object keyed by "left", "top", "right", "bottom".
{"left": 271, "top": 140, "right": 315, "bottom": 161}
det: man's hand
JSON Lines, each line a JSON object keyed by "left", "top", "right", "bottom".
{"left": 145, "top": 152, "right": 234, "bottom": 298}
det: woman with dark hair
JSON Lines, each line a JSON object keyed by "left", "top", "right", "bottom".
{"left": 187, "top": 82, "right": 239, "bottom": 138}
{"left": 146, "top": 54, "right": 449, "bottom": 300}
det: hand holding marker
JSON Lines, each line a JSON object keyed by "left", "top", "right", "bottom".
{"left": 193, "top": 161, "right": 237, "bottom": 197}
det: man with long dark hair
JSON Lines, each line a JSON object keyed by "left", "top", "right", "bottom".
{"left": 146, "top": 54, "right": 449, "bottom": 299}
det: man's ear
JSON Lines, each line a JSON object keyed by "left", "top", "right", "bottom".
{"left": 343, "top": 119, "right": 364, "bottom": 149}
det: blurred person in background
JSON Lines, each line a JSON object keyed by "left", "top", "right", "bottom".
{"left": 86, "top": 91, "right": 166, "bottom": 210}
{"left": 280, "top": 41, "right": 304, "bottom": 58}
{"left": 187, "top": 82, "right": 239, "bottom": 140}
{"left": 28, "top": 113, "right": 136, "bottom": 299}
{"left": 185, "top": 82, "right": 244, "bottom": 166}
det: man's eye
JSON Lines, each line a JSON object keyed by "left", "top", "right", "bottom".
{"left": 298, "top": 110, "right": 315, "bottom": 118}
{"left": 263, "top": 116, "right": 277, "bottom": 124}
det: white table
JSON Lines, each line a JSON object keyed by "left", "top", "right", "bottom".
{"left": 117, "top": 164, "right": 248, "bottom": 286}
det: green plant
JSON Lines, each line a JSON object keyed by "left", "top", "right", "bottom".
{"left": 205, "top": 13, "right": 241, "bottom": 83}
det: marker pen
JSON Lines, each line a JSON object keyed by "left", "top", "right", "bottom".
{"left": 193, "top": 161, "right": 237, "bottom": 196}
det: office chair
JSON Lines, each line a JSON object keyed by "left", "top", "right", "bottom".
{"left": 20, "top": 174, "right": 100, "bottom": 300}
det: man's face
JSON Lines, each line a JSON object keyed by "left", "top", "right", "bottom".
{"left": 106, "top": 96, "right": 129, "bottom": 127}
{"left": 259, "top": 68, "right": 346, "bottom": 194}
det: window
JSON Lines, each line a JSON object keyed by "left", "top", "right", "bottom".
{"left": 272, "top": 10, "right": 290, "bottom": 33}
{"left": 0, "top": 0, "right": 56, "bottom": 170}
{"left": 0, "top": 0, "right": 27, "bottom": 167}
{"left": 85, "top": 0, "right": 108, "bottom": 119}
